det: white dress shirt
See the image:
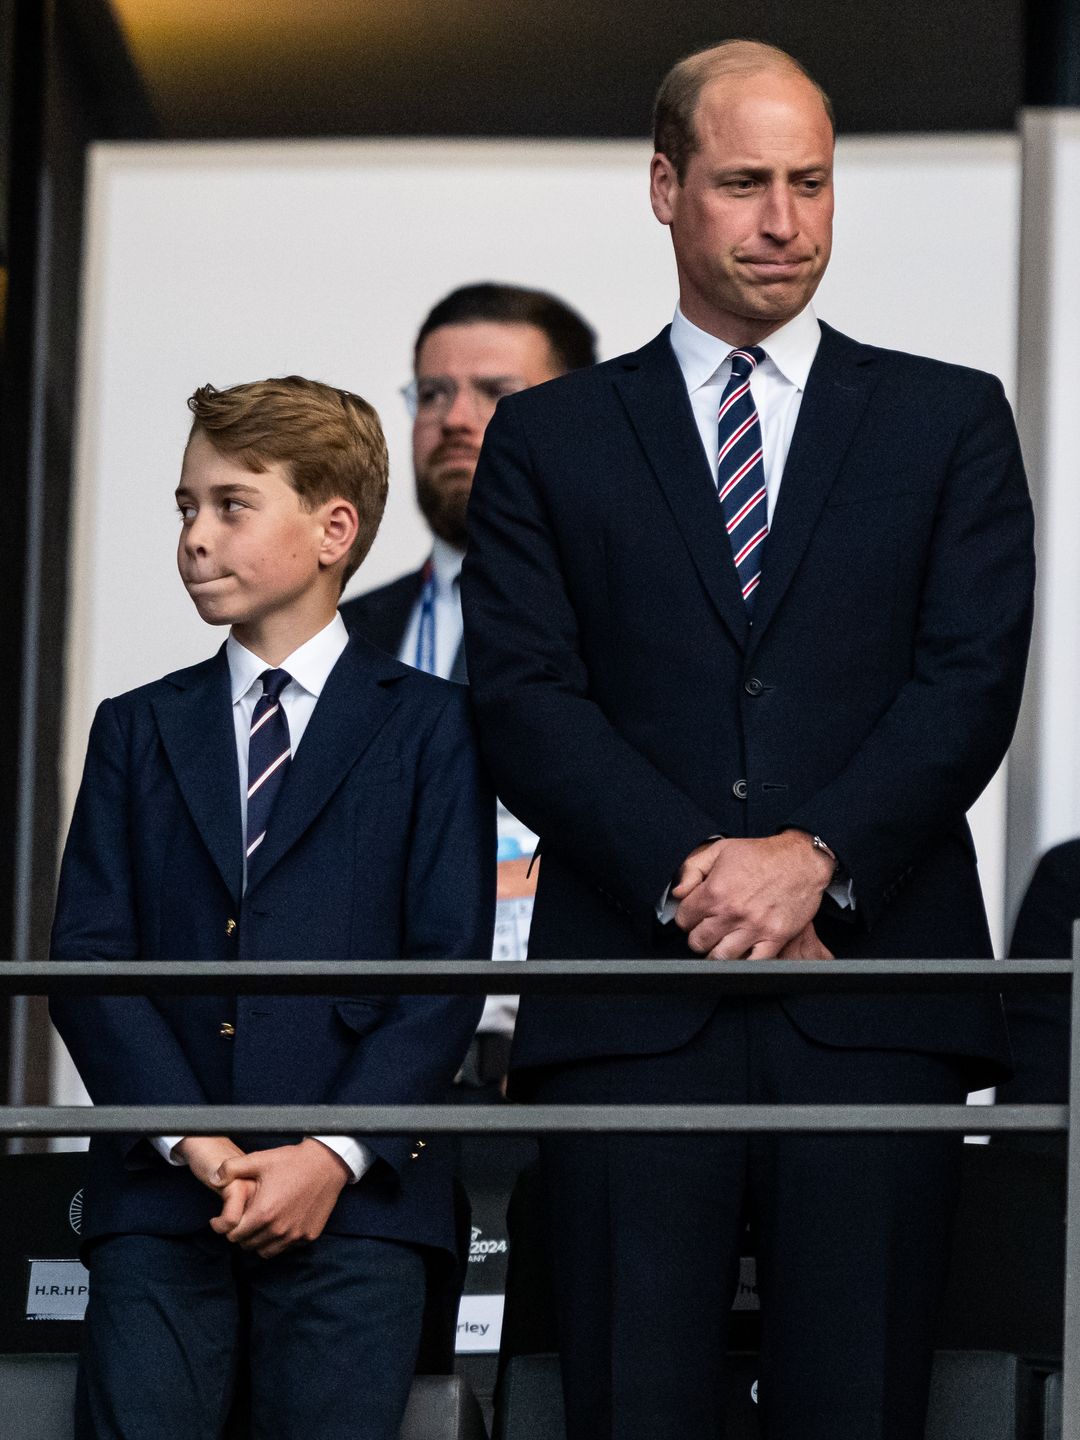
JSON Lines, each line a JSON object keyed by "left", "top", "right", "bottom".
{"left": 397, "top": 534, "right": 465, "bottom": 678}
{"left": 669, "top": 301, "right": 820, "bottom": 519}
{"left": 661, "top": 303, "right": 853, "bottom": 914}
{"left": 155, "top": 614, "right": 372, "bottom": 1183}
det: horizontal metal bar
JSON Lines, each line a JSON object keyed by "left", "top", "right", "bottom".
{"left": 0, "top": 959, "right": 1069, "bottom": 996}
{"left": 0, "top": 1104, "right": 1066, "bottom": 1138}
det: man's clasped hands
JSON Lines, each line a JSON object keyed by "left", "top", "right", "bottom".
{"left": 672, "top": 829, "right": 837, "bottom": 961}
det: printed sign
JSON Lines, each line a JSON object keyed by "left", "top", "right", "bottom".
{"left": 26, "top": 1259, "right": 90, "bottom": 1321}
{"left": 468, "top": 1223, "right": 509, "bottom": 1268}
{"left": 455, "top": 1293, "right": 504, "bottom": 1354}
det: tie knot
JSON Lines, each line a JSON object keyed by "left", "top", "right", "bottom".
{"left": 728, "top": 347, "right": 765, "bottom": 379}
{"left": 259, "top": 668, "right": 292, "bottom": 703}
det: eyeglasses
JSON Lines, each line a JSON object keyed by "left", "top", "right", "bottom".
{"left": 401, "top": 375, "right": 528, "bottom": 422}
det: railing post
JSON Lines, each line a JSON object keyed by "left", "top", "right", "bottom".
{"left": 1062, "top": 922, "right": 1080, "bottom": 1436}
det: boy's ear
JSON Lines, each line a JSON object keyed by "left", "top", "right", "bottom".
{"left": 318, "top": 498, "right": 360, "bottom": 571}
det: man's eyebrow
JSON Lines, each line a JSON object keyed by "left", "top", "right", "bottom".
{"left": 714, "top": 163, "right": 831, "bottom": 178}
{"left": 712, "top": 163, "right": 772, "bottom": 177}
{"left": 418, "top": 372, "right": 526, "bottom": 384}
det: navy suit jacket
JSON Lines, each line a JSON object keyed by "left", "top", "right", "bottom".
{"left": 461, "top": 323, "right": 1035, "bottom": 1085}
{"left": 340, "top": 567, "right": 424, "bottom": 659}
{"left": 50, "top": 632, "right": 495, "bottom": 1253}
{"left": 341, "top": 563, "right": 468, "bottom": 684}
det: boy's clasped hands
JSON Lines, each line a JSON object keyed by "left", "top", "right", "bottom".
{"left": 176, "top": 1135, "right": 351, "bottom": 1258}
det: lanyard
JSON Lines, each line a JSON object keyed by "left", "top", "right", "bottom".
{"left": 414, "top": 559, "right": 437, "bottom": 674}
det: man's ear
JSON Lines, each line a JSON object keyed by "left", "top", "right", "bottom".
{"left": 319, "top": 499, "right": 360, "bottom": 569}
{"left": 650, "top": 152, "right": 680, "bottom": 227}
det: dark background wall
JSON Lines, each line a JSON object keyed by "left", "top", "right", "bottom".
{"left": 0, "top": 0, "right": 156, "bottom": 1117}
{"left": 111, "top": 0, "right": 1025, "bottom": 140}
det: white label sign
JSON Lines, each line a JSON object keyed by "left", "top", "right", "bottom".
{"left": 455, "top": 1293, "right": 504, "bottom": 1353}
{"left": 26, "top": 1259, "right": 90, "bottom": 1321}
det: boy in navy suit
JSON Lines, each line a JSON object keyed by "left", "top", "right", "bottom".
{"left": 50, "top": 376, "right": 495, "bottom": 1440}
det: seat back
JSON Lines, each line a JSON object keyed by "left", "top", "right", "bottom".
{"left": 0, "top": 1358, "right": 487, "bottom": 1440}
{"left": 0, "top": 1354, "right": 78, "bottom": 1440}
{"left": 1042, "top": 1369, "right": 1062, "bottom": 1440}
{"left": 493, "top": 1350, "right": 1039, "bottom": 1440}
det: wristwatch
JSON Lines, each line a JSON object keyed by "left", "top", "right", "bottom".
{"left": 809, "top": 834, "right": 839, "bottom": 876}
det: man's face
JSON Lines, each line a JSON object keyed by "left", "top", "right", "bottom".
{"left": 412, "top": 321, "right": 562, "bottom": 548}
{"left": 650, "top": 68, "right": 834, "bottom": 344}
{"left": 176, "top": 430, "right": 333, "bottom": 632}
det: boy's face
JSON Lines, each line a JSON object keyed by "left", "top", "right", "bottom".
{"left": 176, "top": 431, "right": 333, "bottom": 632}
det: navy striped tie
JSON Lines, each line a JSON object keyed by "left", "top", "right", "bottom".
{"left": 716, "top": 346, "right": 768, "bottom": 614}
{"left": 246, "top": 668, "right": 292, "bottom": 863}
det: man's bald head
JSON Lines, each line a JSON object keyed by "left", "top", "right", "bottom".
{"left": 653, "top": 40, "right": 835, "bottom": 182}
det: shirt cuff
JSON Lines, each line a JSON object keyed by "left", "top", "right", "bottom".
{"left": 827, "top": 876, "right": 856, "bottom": 910}
{"left": 657, "top": 835, "right": 724, "bottom": 922}
{"left": 656, "top": 886, "right": 678, "bottom": 924}
{"left": 478, "top": 994, "right": 519, "bottom": 1037}
{"left": 310, "top": 1135, "right": 374, "bottom": 1184}
{"left": 152, "top": 1136, "right": 187, "bottom": 1166}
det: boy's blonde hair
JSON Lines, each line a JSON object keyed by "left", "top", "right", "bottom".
{"left": 187, "top": 376, "right": 389, "bottom": 589}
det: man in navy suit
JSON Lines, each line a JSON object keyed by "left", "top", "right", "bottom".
{"left": 461, "top": 40, "right": 1035, "bottom": 1440}
{"left": 51, "top": 376, "right": 494, "bottom": 1439}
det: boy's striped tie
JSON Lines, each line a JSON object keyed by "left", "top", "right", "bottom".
{"left": 246, "top": 668, "right": 292, "bottom": 861}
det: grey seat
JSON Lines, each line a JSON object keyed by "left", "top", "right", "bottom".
{"left": 405, "top": 1375, "right": 488, "bottom": 1440}
{"left": 0, "top": 1353, "right": 77, "bottom": 1440}
{"left": 0, "top": 1356, "right": 487, "bottom": 1440}
{"left": 493, "top": 1350, "right": 1035, "bottom": 1440}
{"left": 1043, "top": 1369, "right": 1062, "bottom": 1440}
{"left": 925, "top": 1350, "right": 1033, "bottom": 1440}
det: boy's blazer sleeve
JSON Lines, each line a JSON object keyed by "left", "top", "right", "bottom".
{"left": 329, "top": 686, "right": 494, "bottom": 1177}
{"left": 49, "top": 698, "right": 209, "bottom": 1114}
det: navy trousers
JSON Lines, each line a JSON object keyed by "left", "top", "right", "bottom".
{"left": 533, "top": 999, "right": 970, "bottom": 1440}
{"left": 75, "top": 1231, "right": 426, "bottom": 1440}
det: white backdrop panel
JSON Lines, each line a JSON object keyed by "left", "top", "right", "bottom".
{"left": 1009, "top": 112, "right": 1080, "bottom": 912}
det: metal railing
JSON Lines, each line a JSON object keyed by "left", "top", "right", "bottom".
{"left": 2, "top": 956, "right": 1076, "bottom": 1432}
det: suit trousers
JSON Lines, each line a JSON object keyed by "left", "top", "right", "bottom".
{"left": 75, "top": 1230, "right": 427, "bottom": 1440}
{"left": 532, "top": 998, "right": 969, "bottom": 1440}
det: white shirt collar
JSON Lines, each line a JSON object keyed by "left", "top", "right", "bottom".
{"left": 430, "top": 534, "right": 464, "bottom": 596}
{"left": 669, "top": 303, "right": 821, "bottom": 394}
{"left": 226, "top": 612, "right": 350, "bottom": 704}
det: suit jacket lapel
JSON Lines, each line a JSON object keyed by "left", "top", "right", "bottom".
{"left": 614, "top": 329, "right": 749, "bottom": 651}
{"left": 349, "top": 566, "right": 425, "bottom": 657}
{"left": 244, "top": 635, "right": 401, "bottom": 895}
{"left": 152, "top": 648, "right": 243, "bottom": 903}
{"left": 747, "top": 324, "right": 877, "bottom": 655}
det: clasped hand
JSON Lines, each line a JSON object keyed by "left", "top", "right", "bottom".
{"left": 672, "top": 831, "right": 835, "bottom": 960}
{"left": 175, "top": 1135, "right": 350, "bottom": 1259}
